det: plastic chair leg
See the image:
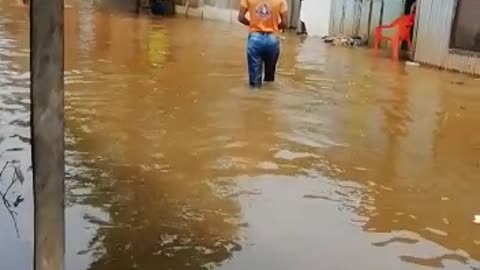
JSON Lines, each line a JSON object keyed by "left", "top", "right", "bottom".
{"left": 373, "top": 27, "right": 381, "bottom": 50}
{"left": 406, "top": 38, "right": 413, "bottom": 52}
{"left": 391, "top": 38, "right": 400, "bottom": 61}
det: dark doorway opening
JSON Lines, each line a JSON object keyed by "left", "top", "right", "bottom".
{"left": 404, "top": 0, "right": 416, "bottom": 14}
{"left": 401, "top": 0, "right": 416, "bottom": 53}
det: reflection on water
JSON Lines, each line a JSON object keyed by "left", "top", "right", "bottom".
{"left": 1, "top": 1, "right": 480, "bottom": 270}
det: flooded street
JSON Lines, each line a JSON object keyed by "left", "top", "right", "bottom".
{"left": 1, "top": 1, "right": 480, "bottom": 270}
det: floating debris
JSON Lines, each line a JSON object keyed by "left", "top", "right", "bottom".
{"left": 443, "top": 218, "right": 450, "bottom": 225}
{"left": 425, "top": 227, "right": 448, "bottom": 237}
{"left": 13, "top": 195, "right": 24, "bottom": 207}
{"left": 353, "top": 166, "right": 368, "bottom": 171}
{"left": 322, "top": 35, "right": 367, "bottom": 47}
{"left": 474, "top": 215, "right": 480, "bottom": 224}
{"left": 13, "top": 161, "right": 25, "bottom": 183}
{"left": 406, "top": 61, "right": 420, "bottom": 67}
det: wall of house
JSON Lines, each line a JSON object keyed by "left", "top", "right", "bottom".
{"left": 175, "top": 0, "right": 238, "bottom": 23}
{"left": 329, "top": 0, "right": 405, "bottom": 43}
{"left": 299, "top": 0, "right": 332, "bottom": 37}
{"left": 176, "top": 0, "right": 300, "bottom": 29}
{"left": 414, "top": 0, "right": 480, "bottom": 75}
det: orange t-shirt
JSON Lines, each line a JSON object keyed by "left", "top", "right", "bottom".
{"left": 240, "top": 0, "right": 288, "bottom": 33}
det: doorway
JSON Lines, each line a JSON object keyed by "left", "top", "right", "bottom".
{"left": 404, "top": 0, "right": 416, "bottom": 14}
{"left": 403, "top": 0, "right": 417, "bottom": 52}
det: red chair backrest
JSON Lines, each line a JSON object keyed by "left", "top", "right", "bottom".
{"left": 395, "top": 14, "right": 415, "bottom": 39}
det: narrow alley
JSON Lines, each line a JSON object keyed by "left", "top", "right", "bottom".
{"left": 1, "top": 1, "right": 480, "bottom": 270}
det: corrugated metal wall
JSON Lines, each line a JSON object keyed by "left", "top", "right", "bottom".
{"left": 285, "top": 0, "right": 300, "bottom": 28}
{"left": 414, "top": 0, "right": 480, "bottom": 74}
{"left": 382, "top": 0, "right": 405, "bottom": 24}
{"left": 343, "top": 0, "right": 356, "bottom": 35}
{"left": 358, "top": 0, "right": 372, "bottom": 39}
{"left": 329, "top": 0, "right": 345, "bottom": 35}
{"left": 329, "top": 0, "right": 405, "bottom": 43}
{"left": 369, "top": 0, "right": 383, "bottom": 39}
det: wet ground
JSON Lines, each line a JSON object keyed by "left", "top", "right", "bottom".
{"left": 1, "top": 1, "right": 480, "bottom": 270}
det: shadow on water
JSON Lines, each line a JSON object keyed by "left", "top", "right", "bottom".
{"left": 1, "top": 1, "right": 480, "bottom": 270}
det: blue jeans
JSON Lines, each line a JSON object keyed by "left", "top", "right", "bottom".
{"left": 247, "top": 32, "right": 280, "bottom": 87}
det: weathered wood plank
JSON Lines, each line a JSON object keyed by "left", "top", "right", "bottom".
{"left": 30, "top": 0, "right": 65, "bottom": 269}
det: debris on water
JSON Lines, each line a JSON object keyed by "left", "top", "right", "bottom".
{"left": 227, "top": 189, "right": 262, "bottom": 198}
{"left": 380, "top": 185, "right": 394, "bottom": 192}
{"left": 425, "top": 227, "right": 448, "bottom": 237}
{"left": 406, "top": 61, "right": 420, "bottom": 67}
{"left": 304, "top": 194, "right": 329, "bottom": 200}
{"left": 76, "top": 249, "right": 90, "bottom": 255}
{"left": 474, "top": 215, "right": 480, "bottom": 224}
{"left": 443, "top": 218, "right": 450, "bottom": 225}
{"left": 353, "top": 166, "right": 368, "bottom": 171}
{"left": 257, "top": 161, "right": 279, "bottom": 170}
{"left": 322, "top": 36, "right": 335, "bottom": 43}
{"left": 13, "top": 161, "right": 24, "bottom": 183}
{"left": 441, "top": 196, "right": 450, "bottom": 201}
{"left": 322, "top": 35, "right": 367, "bottom": 47}
{"left": 13, "top": 195, "right": 24, "bottom": 207}
{"left": 451, "top": 80, "right": 465, "bottom": 85}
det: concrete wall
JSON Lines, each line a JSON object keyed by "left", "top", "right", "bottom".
{"left": 414, "top": 0, "right": 480, "bottom": 75}
{"left": 175, "top": 0, "right": 238, "bottom": 22}
{"left": 300, "top": 0, "right": 332, "bottom": 37}
{"left": 176, "top": 0, "right": 301, "bottom": 28}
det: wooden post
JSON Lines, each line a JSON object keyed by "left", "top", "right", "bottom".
{"left": 30, "top": 0, "right": 65, "bottom": 269}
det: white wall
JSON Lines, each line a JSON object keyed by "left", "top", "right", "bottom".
{"left": 176, "top": 2, "right": 236, "bottom": 23}
{"left": 300, "top": 0, "right": 332, "bottom": 37}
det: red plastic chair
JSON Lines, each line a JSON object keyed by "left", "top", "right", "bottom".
{"left": 374, "top": 5, "right": 416, "bottom": 60}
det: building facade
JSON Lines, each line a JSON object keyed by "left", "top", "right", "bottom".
{"left": 413, "top": 0, "right": 480, "bottom": 74}
{"left": 175, "top": 0, "right": 302, "bottom": 29}
{"left": 329, "top": 0, "right": 480, "bottom": 75}
{"left": 329, "top": 0, "right": 413, "bottom": 43}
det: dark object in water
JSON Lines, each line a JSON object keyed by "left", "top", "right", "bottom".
{"left": 150, "top": 0, "right": 175, "bottom": 16}
{"left": 296, "top": 21, "right": 307, "bottom": 36}
{"left": 324, "top": 38, "right": 334, "bottom": 43}
{"left": 322, "top": 36, "right": 335, "bottom": 43}
{"left": 151, "top": 2, "right": 164, "bottom": 15}
{"left": 13, "top": 195, "right": 24, "bottom": 208}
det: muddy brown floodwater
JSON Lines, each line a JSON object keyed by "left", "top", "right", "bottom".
{"left": 1, "top": 1, "right": 480, "bottom": 270}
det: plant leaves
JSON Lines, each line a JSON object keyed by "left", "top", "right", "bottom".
{"left": 13, "top": 195, "right": 24, "bottom": 207}
{"left": 13, "top": 162, "right": 25, "bottom": 184}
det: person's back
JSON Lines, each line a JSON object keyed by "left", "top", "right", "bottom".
{"left": 242, "top": 0, "right": 287, "bottom": 34}
{"left": 238, "top": 0, "right": 288, "bottom": 87}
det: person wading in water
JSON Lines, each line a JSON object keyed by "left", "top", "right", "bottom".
{"left": 238, "top": 0, "right": 288, "bottom": 88}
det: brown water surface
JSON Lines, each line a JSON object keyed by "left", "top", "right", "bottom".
{"left": 1, "top": 1, "right": 480, "bottom": 270}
